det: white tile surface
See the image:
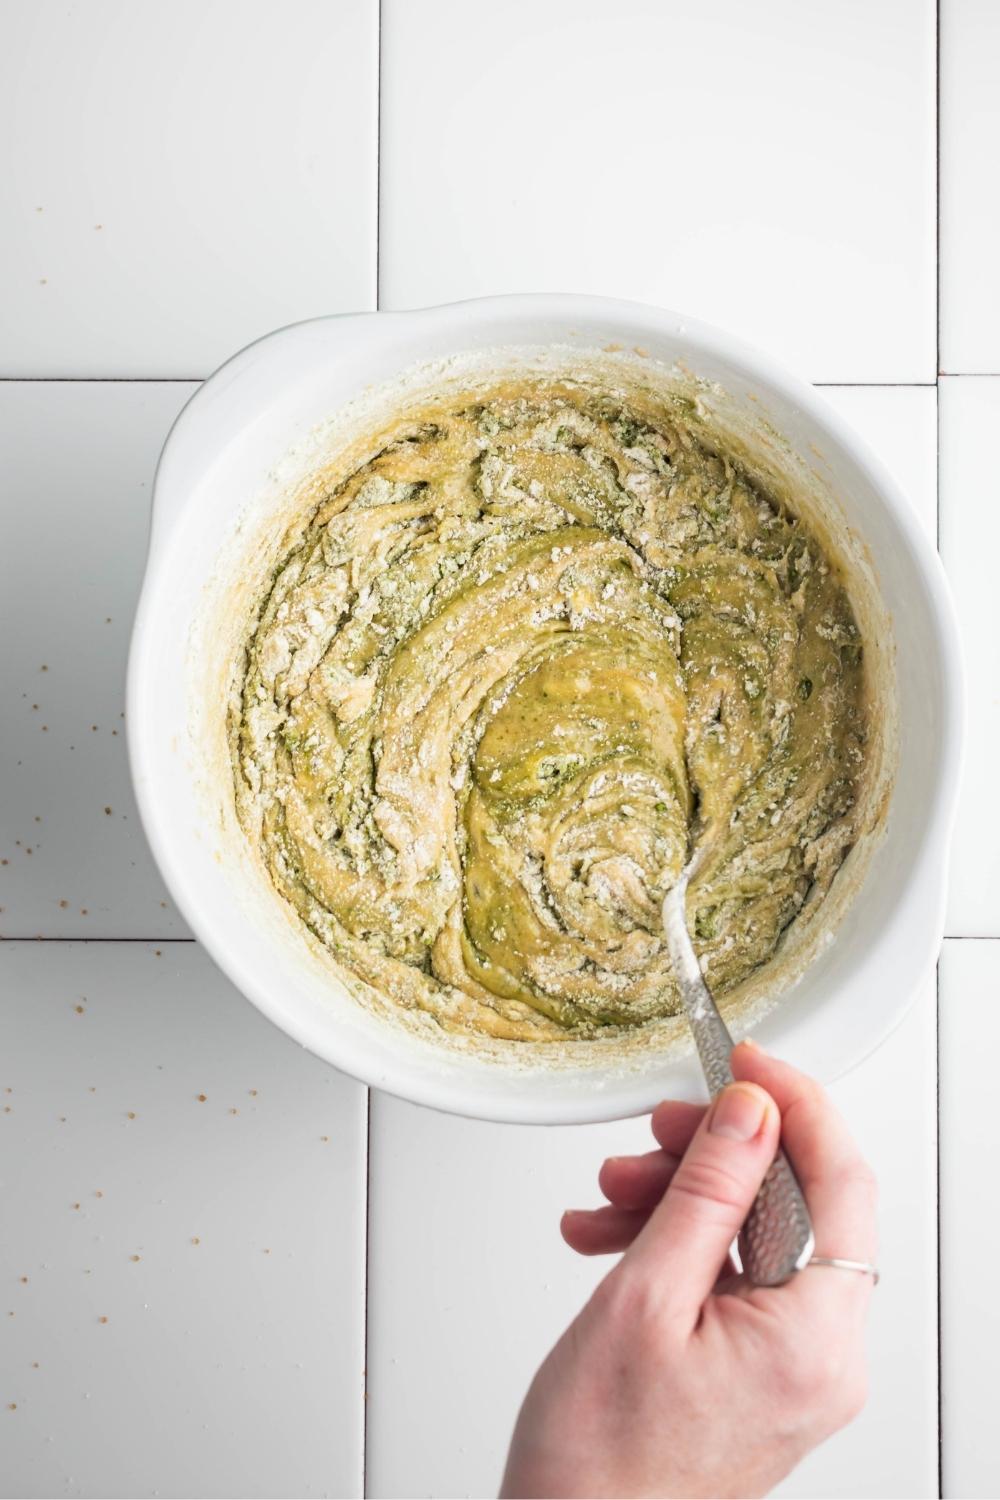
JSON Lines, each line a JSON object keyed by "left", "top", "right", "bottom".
{"left": 776, "top": 977, "right": 939, "bottom": 1500}
{"left": 819, "top": 384, "right": 938, "bottom": 539}
{"left": 366, "top": 979, "right": 938, "bottom": 1500}
{"left": 379, "top": 0, "right": 936, "bottom": 384}
{"left": 364, "top": 383, "right": 942, "bottom": 1499}
{"left": 939, "top": 938, "right": 1000, "bottom": 1499}
{"left": 941, "top": 0, "right": 1000, "bottom": 373}
{"left": 0, "top": 940, "right": 367, "bottom": 1500}
{"left": 0, "top": 0, "right": 377, "bottom": 377}
{"left": 0, "top": 382, "right": 197, "bottom": 940}
{"left": 365, "top": 1102, "right": 651, "bottom": 1499}
{"left": 940, "top": 378, "right": 1000, "bottom": 936}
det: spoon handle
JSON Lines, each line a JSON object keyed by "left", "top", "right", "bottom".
{"left": 662, "top": 889, "right": 815, "bottom": 1286}
{"left": 741, "top": 1141, "right": 816, "bottom": 1287}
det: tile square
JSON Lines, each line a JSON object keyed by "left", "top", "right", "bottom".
{"left": 0, "top": 0, "right": 378, "bottom": 376}
{"left": 0, "top": 382, "right": 197, "bottom": 938}
{"left": 0, "top": 940, "right": 367, "bottom": 1499}
{"left": 941, "top": 0, "right": 1000, "bottom": 373}
{"left": 939, "top": 938, "right": 1000, "bottom": 1499}
{"left": 939, "top": 377, "right": 1000, "bottom": 936}
{"left": 366, "top": 979, "right": 937, "bottom": 1500}
{"left": 819, "top": 384, "right": 937, "bottom": 539}
{"left": 380, "top": 0, "right": 936, "bottom": 383}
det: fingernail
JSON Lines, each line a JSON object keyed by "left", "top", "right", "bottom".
{"left": 710, "top": 1083, "right": 769, "bottom": 1141}
{"left": 735, "top": 1036, "right": 766, "bottom": 1054}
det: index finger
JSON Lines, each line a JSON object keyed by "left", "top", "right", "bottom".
{"left": 731, "top": 1042, "right": 878, "bottom": 1308}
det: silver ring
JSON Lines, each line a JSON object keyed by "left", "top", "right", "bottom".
{"left": 807, "top": 1255, "right": 879, "bottom": 1286}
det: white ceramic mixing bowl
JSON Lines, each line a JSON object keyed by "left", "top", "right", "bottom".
{"left": 127, "top": 295, "right": 962, "bottom": 1124}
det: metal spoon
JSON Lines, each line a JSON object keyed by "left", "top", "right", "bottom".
{"left": 661, "top": 863, "right": 815, "bottom": 1286}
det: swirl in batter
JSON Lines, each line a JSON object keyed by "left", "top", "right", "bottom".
{"left": 233, "top": 380, "right": 868, "bottom": 1042}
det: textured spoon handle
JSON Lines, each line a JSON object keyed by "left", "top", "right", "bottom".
{"left": 662, "top": 888, "right": 815, "bottom": 1286}
{"left": 740, "top": 1144, "right": 815, "bottom": 1287}
{"left": 686, "top": 981, "right": 740, "bottom": 1096}
{"left": 688, "top": 994, "right": 814, "bottom": 1284}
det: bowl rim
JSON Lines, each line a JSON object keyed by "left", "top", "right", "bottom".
{"left": 127, "top": 292, "right": 965, "bottom": 1123}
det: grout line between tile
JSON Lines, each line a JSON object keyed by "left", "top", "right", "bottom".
{"left": 936, "top": 377, "right": 941, "bottom": 565}
{"left": 0, "top": 376, "right": 204, "bottom": 383}
{"left": 363, "top": 1088, "right": 373, "bottom": 1500}
{"left": 935, "top": 4, "right": 943, "bottom": 1476}
{"left": 0, "top": 936, "right": 196, "bottom": 944}
{"left": 936, "top": 0, "right": 942, "bottom": 389}
{"left": 375, "top": 0, "right": 383, "bottom": 316}
{"left": 814, "top": 381, "right": 937, "bottom": 389}
{"left": 936, "top": 956, "right": 944, "bottom": 1499}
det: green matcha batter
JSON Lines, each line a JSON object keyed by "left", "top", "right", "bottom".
{"left": 233, "top": 379, "right": 868, "bottom": 1042}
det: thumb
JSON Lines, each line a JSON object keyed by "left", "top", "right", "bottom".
{"left": 624, "top": 1082, "right": 780, "bottom": 1324}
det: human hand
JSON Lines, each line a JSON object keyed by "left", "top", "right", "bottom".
{"left": 501, "top": 1042, "right": 877, "bottom": 1499}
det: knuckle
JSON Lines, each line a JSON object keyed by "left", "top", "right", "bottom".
{"left": 585, "top": 1266, "right": 680, "bottom": 1352}
{"left": 838, "top": 1365, "right": 869, "bottom": 1425}
{"left": 587, "top": 1265, "right": 654, "bottom": 1329}
{"left": 776, "top": 1342, "right": 867, "bottom": 1430}
{"left": 824, "top": 1365, "right": 867, "bottom": 1429}
{"left": 670, "top": 1152, "right": 750, "bottom": 1217}
{"left": 791, "top": 1075, "right": 827, "bottom": 1111}
{"left": 783, "top": 1086, "right": 825, "bottom": 1137}
{"left": 774, "top": 1340, "right": 842, "bottom": 1406}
